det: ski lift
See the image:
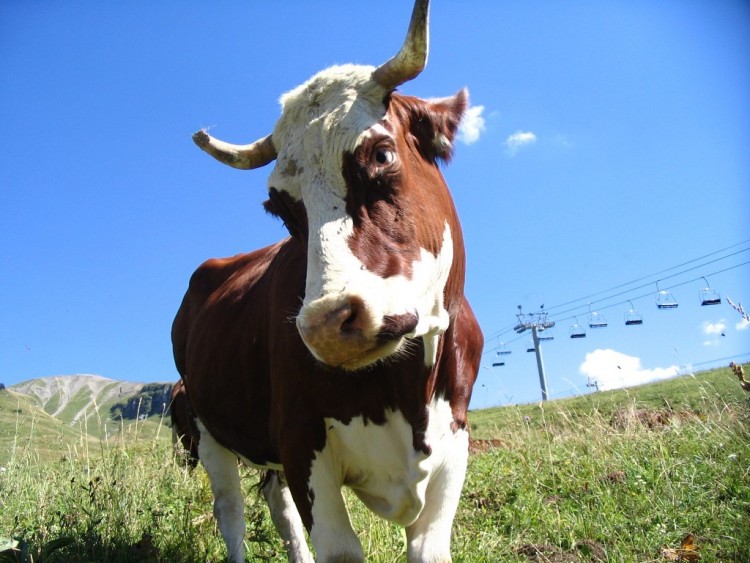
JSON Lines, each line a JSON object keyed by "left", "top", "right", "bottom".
{"left": 538, "top": 328, "right": 555, "bottom": 342}
{"left": 699, "top": 276, "right": 721, "bottom": 306}
{"left": 655, "top": 282, "right": 678, "bottom": 309}
{"left": 569, "top": 317, "right": 587, "bottom": 339}
{"left": 526, "top": 339, "right": 536, "bottom": 353}
{"left": 492, "top": 343, "right": 510, "bottom": 367}
{"left": 588, "top": 305, "right": 608, "bottom": 328}
{"left": 496, "top": 341, "right": 512, "bottom": 355}
{"left": 624, "top": 300, "right": 643, "bottom": 326}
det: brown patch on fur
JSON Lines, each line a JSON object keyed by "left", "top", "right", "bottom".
{"left": 343, "top": 90, "right": 468, "bottom": 282}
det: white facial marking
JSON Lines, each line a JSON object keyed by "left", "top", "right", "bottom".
{"left": 295, "top": 221, "right": 453, "bottom": 367}
{"left": 269, "top": 64, "right": 385, "bottom": 202}
{"left": 267, "top": 64, "right": 454, "bottom": 368}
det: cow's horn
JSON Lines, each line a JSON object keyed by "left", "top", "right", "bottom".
{"left": 192, "top": 130, "right": 277, "bottom": 170}
{"left": 372, "top": 0, "right": 429, "bottom": 90}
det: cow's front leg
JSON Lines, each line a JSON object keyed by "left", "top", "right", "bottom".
{"left": 261, "top": 470, "right": 314, "bottom": 563}
{"left": 301, "top": 453, "right": 364, "bottom": 562}
{"left": 196, "top": 420, "right": 246, "bottom": 563}
{"left": 405, "top": 431, "right": 469, "bottom": 563}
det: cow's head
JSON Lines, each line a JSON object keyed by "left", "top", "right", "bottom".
{"left": 194, "top": 0, "right": 467, "bottom": 370}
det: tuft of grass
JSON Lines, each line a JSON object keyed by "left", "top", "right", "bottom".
{"left": 457, "top": 365, "right": 750, "bottom": 562}
{"left": 0, "top": 415, "right": 288, "bottom": 562}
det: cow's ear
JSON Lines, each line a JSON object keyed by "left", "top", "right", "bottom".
{"left": 423, "top": 88, "right": 468, "bottom": 162}
{"left": 401, "top": 88, "right": 468, "bottom": 163}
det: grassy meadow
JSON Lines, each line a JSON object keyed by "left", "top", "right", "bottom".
{"left": 1, "top": 365, "right": 748, "bottom": 561}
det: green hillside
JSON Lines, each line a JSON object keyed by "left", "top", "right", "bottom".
{"left": 0, "top": 388, "right": 100, "bottom": 465}
{"left": 1, "top": 376, "right": 174, "bottom": 465}
{"left": 469, "top": 363, "right": 748, "bottom": 440}
{"left": 1, "top": 364, "right": 746, "bottom": 561}
{"left": 3, "top": 365, "right": 745, "bottom": 467}
{"left": 10, "top": 375, "right": 172, "bottom": 434}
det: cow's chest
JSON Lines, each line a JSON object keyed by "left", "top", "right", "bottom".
{"left": 311, "top": 397, "right": 460, "bottom": 526}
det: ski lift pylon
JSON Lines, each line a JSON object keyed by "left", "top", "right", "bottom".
{"left": 699, "top": 276, "right": 721, "bottom": 306}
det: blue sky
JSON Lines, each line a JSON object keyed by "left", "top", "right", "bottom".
{"left": 2, "top": 1, "right": 748, "bottom": 409}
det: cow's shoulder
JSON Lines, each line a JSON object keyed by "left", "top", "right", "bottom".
{"left": 436, "top": 296, "right": 483, "bottom": 432}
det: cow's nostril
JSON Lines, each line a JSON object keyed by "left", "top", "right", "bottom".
{"left": 337, "top": 299, "right": 363, "bottom": 335}
{"left": 377, "top": 312, "right": 419, "bottom": 343}
{"left": 338, "top": 308, "right": 355, "bottom": 333}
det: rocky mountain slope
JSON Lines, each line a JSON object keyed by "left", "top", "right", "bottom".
{"left": 8, "top": 374, "right": 174, "bottom": 428}
{"left": 1, "top": 374, "right": 177, "bottom": 464}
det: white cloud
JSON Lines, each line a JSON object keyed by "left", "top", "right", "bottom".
{"left": 736, "top": 317, "right": 750, "bottom": 331}
{"left": 504, "top": 130, "right": 537, "bottom": 157}
{"left": 702, "top": 320, "right": 726, "bottom": 335}
{"left": 457, "top": 105, "right": 485, "bottom": 145}
{"left": 579, "top": 349, "right": 679, "bottom": 392}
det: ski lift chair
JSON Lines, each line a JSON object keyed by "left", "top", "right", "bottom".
{"left": 538, "top": 329, "right": 555, "bottom": 342}
{"left": 655, "top": 283, "right": 678, "bottom": 309}
{"left": 492, "top": 346, "right": 510, "bottom": 367}
{"left": 656, "top": 291, "right": 679, "bottom": 309}
{"left": 496, "top": 342, "right": 512, "bottom": 356}
{"left": 588, "top": 306, "right": 608, "bottom": 328}
{"left": 569, "top": 318, "right": 587, "bottom": 339}
{"left": 699, "top": 277, "right": 721, "bottom": 306}
{"left": 624, "top": 301, "right": 643, "bottom": 325}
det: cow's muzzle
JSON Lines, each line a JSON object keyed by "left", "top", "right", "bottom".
{"left": 296, "top": 296, "right": 418, "bottom": 370}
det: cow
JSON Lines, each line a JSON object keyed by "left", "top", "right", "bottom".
{"left": 172, "top": 0, "right": 483, "bottom": 561}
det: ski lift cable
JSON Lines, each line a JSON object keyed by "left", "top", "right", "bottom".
{"left": 545, "top": 260, "right": 750, "bottom": 327}
{"left": 550, "top": 261, "right": 750, "bottom": 326}
{"left": 543, "top": 242, "right": 749, "bottom": 313}
{"left": 543, "top": 255, "right": 750, "bottom": 323}
{"left": 551, "top": 248, "right": 748, "bottom": 318}
{"left": 481, "top": 331, "right": 529, "bottom": 357}
{"left": 484, "top": 250, "right": 750, "bottom": 345}
{"left": 541, "top": 241, "right": 750, "bottom": 314}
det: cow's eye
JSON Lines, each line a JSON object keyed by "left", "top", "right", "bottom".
{"left": 373, "top": 147, "right": 396, "bottom": 166}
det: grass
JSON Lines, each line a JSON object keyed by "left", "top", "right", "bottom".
{"left": 0, "top": 387, "right": 170, "bottom": 467}
{"left": 1, "top": 365, "right": 748, "bottom": 561}
{"left": 457, "top": 400, "right": 749, "bottom": 560}
{"left": 0, "top": 389, "right": 100, "bottom": 465}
